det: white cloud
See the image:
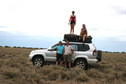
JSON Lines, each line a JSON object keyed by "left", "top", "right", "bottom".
{"left": 0, "top": 0, "right": 126, "bottom": 40}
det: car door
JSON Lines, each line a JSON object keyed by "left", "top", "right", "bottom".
{"left": 78, "top": 44, "right": 90, "bottom": 56}
{"left": 69, "top": 44, "right": 78, "bottom": 62}
{"left": 45, "top": 44, "right": 58, "bottom": 62}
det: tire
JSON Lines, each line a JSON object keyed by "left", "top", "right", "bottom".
{"left": 75, "top": 59, "right": 88, "bottom": 70}
{"left": 32, "top": 56, "right": 44, "bottom": 67}
{"left": 97, "top": 50, "right": 102, "bottom": 62}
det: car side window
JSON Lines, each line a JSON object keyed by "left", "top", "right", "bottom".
{"left": 78, "top": 44, "right": 89, "bottom": 51}
{"left": 51, "top": 44, "right": 65, "bottom": 50}
{"left": 70, "top": 44, "right": 78, "bottom": 51}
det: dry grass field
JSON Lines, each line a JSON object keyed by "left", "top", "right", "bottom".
{"left": 0, "top": 47, "right": 126, "bottom": 84}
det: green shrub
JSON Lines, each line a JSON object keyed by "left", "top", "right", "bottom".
{"left": 5, "top": 46, "right": 10, "bottom": 48}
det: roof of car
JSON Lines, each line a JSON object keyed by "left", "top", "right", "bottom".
{"left": 50, "top": 41, "right": 93, "bottom": 48}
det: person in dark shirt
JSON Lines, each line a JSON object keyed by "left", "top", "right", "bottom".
{"left": 68, "top": 11, "right": 76, "bottom": 34}
{"left": 80, "top": 24, "right": 88, "bottom": 42}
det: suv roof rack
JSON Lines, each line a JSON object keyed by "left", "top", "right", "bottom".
{"left": 63, "top": 34, "right": 92, "bottom": 43}
{"left": 63, "top": 39, "right": 92, "bottom": 43}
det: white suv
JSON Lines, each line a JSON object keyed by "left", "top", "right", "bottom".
{"left": 29, "top": 42, "right": 102, "bottom": 70}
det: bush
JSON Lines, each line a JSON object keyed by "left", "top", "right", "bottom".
{"left": 13, "top": 46, "right": 17, "bottom": 48}
{"left": 122, "top": 52, "right": 125, "bottom": 53}
{"left": 5, "top": 46, "right": 10, "bottom": 48}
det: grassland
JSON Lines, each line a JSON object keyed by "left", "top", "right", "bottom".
{"left": 0, "top": 47, "right": 126, "bottom": 84}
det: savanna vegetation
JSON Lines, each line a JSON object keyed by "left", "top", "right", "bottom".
{"left": 0, "top": 47, "right": 126, "bottom": 84}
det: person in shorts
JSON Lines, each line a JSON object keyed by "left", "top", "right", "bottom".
{"left": 68, "top": 11, "right": 76, "bottom": 34}
{"left": 63, "top": 41, "right": 74, "bottom": 68}
{"left": 55, "top": 41, "right": 64, "bottom": 66}
{"left": 80, "top": 24, "right": 88, "bottom": 43}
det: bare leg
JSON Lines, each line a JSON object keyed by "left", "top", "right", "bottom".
{"left": 70, "top": 24, "right": 72, "bottom": 34}
{"left": 83, "top": 36, "right": 85, "bottom": 42}
{"left": 59, "top": 61, "right": 63, "bottom": 66}
{"left": 65, "top": 62, "right": 67, "bottom": 68}
{"left": 69, "top": 62, "right": 71, "bottom": 68}
{"left": 83, "top": 35, "right": 86, "bottom": 42}
{"left": 72, "top": 24, "right": 75, "bottom": 33}
{"left": 56, "top": 61, "right": 58, "bottom": 66}
{"left": 70, "top": 24, "right": 75, "bottom": 34}
{"left": 71, "top": 28, "right": 73, "bottom": 34}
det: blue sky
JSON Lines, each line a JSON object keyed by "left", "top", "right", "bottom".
{"left": 0, "top": 0, "right": 126, "bottom": 52}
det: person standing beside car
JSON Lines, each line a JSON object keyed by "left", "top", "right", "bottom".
{"left": 63, "top": 41, "right": 74, "bottom": 68}
{"left": 55, "top": 41, "right": 64, "bottom": 66}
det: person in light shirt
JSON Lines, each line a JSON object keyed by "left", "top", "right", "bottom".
{"left": 63, "top": 41, "right": 74, "bottom": 68}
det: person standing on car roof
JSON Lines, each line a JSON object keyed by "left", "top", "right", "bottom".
{"left": 63, "top": 41, "right": 74, "bottom": 68}
{"left": 55, "top": 41, "right": 64, "bottom": 66}
{"left": 68, "top": 11, "right": 76, "bottom": 34}
{"left": 80, "top": 24, "right": 88, "bottom": 43}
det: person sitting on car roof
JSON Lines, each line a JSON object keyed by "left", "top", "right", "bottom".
{"left": 80, "top": 24, "right": 88, "bottom": 43}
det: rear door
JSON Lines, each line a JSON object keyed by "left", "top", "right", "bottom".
{"left": 69, "top": 44, "right": 78, "bottom": 63}
{"left": 78, "top": 44, "right": 90, "bottom": 56}
{"left": 78, "top": 44, "right": 96, "bottom": 59}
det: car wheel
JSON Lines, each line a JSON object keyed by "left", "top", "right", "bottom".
{"left": 33, "top": 56, "right": 44, "bottom": 67}
{"left": 75, "top": 59, "right": 88, "bottom": 70}
{"left": 97, "top": 50, "right": 102, "bottom": 62}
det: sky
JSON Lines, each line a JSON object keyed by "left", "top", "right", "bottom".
{"left": 0, "top": 0, "right": 126, "bottom": 52}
